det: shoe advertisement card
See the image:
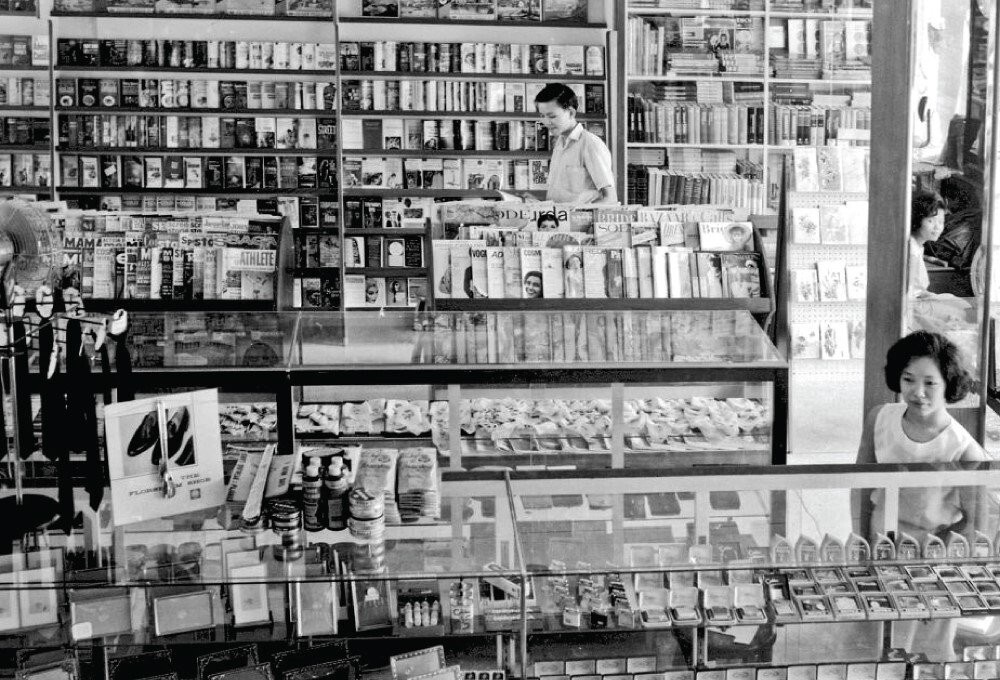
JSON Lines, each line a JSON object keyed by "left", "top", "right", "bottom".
{"left": 105, "top": 389, "right": 225, "bottom": 526}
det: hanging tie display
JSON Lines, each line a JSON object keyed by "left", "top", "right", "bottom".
{"left": 10, "top": 318, "right": 34, "bottom": 460}
{"left": 65, "top": 315, "right": 103, "bottom": 511}
{"left": 109, "top": 311, "right": 134, "bottom": 403}
{"left": 36, "top": 288, "right": 72, "bottom": 533}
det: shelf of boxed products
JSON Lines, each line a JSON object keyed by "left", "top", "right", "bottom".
{"left": 49, "top": 10, "right": 334, "bottom": 18}
{"left": 340, "top": 111, "right": 606, "bottom": 121}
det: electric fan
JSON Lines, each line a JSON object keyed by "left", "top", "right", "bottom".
{"left": 0, "top": 199, "right": 64, "bottom": 540}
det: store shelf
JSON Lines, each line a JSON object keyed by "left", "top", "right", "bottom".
{"left": 0, "top": 185, "right": 53, "bottom": 193}
{"left": 56, "top": 186, "right": 323, "bottom": 195}
{"left": 626, "top": 7, "right": 766, "bottom": 17}
{"left": 343, "top": 188, "right": 509, "bottom": 198}
{"left": 56, "top": 106, "right": 339, "bottom": 115}
{"left": 341, "top": 110, "right": 606, "bottom": 120}
{"left": 0, "top": 65, "right": 49, "bottom": 71}
{"left": 769, "top": 10, "right": 872, "bottom": 19}
{"left": 57, "top": 146, "right": 338, "bottom": 155}
{"left": 345, "top": 267, "right": 426, "bottom": 277}
{"left": 628, "top": 73, "right": 765, "bottom": 82}
{"left": 0, "top": 145, "right": 50, "bottom": 152}
{"left": 82, "top": 298, "right": 276, "bottom": 312}
{"left": 343, "top": 229, "right": 426, "bottom": 236}
{"left": 288, "top": 266, "right": 341, "bottom": 276}
{"left": 339, "top": 17, "right": 607, "bottom": 28}
{"left": 50, "top": 9, "right": 334, "bottom": 19}
{"left": 54, "top": 65, "right": 338, "bottom": 76}
{"left": 344, "top": 70, "right": 605, "bottom": 83}
{"left": 628, "top": 142, "right": 763, "bottom": 150}
{"left": 0, "top": 106, "right": 51, "bottom": 112}
{"left": 770, "top": 77, "right": 871, "bottom": 86}
{"left": 433, "top": 298, "right": 773, "bottom": 314}
{"left": 342, "top": 148, "right": 549, "bottom": 158}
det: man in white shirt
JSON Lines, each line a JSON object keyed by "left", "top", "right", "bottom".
{"left": 534, "top": 83, "right": 617, "bottom": 204}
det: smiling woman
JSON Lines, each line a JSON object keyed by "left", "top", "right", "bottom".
{"left": 909, "top": 190, "right": 948, "bottom": 296}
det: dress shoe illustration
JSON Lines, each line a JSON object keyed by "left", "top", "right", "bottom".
{"left": 127, "top": 411, "right": 161, "bottom": 465}
{"left": 167, "top": 407, "right": 194, "bottom": 466}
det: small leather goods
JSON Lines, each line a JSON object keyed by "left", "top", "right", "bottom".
{"left": 153, "top": 590, "right": 215, "bottom": 636}
{"left": 196, "top": 644, "right": 259, "bottom": 680}
{"left": 108, "top": 651, "right": 173, "bottom": 680}
{"left": 281, "top": 659, "right": 359, "bottom": 680}
{"left": 69, "top": 591, "right": 131, "bottom": 640}
{"left": 208, "top": 663, "right": 273, "bottom": 680}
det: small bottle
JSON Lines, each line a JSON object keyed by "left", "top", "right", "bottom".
{"left": 302, "top": 458, "right": 323, "bottom": 532}
{"left": 325, "top": 459, "right": 349, "bottom": 531}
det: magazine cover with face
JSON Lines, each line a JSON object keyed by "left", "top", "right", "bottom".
{"left": 104, "top": 389, "right": 225, "bottom": 525}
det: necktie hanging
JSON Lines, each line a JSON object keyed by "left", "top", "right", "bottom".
{"left": 11, "top": 320, "right": 34, "bottom": 459}
{"left": 38, "top": 320, "right": 73, "bottom": 533}
{"left": 65, "top": 318, "right": 103, "bottom": 511}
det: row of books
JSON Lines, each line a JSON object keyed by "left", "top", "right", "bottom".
{"left": 790, "top": 320, "right": 865, "bottom": 360}
{"left": 56, "top": 39, "right": 338, "bottom": 71}
{"left": 0, "top": 77, "right": 49, "bottom": 107}
{"left": 340, "top": 41, "right": 604, "bottom": 77}
{"left": 790, "top": 146, "right": 869, "bottom": 194}
{"left": 293, "top": 275, "right": 340, "bottom": 309}
{"left": 790, "top": 261, "right": 866, "bottom": 303}
{"left": 425, "top": 310, "right": 766, "bottom": 364}
{"left": 60, "top": 154, "right": 336, "bottom": 190}
{"left": 58, "top": 0, "right": 332, "bottom": 15}
{"left": 0, "top": 35, "right": 48, "bottom": 67}
{"left": 359, "top": 0, "right": 588, "bottom": 22}
{"left": 627, "top": 17, "right": 765, "bottom": 77}
{"left": 56, "top": 78, "right": 336, "bottom": 111}
{"left": 343, "top": 196, "right": 433, "bottom": 230}
{"left": 628, "top": 97, "right": 767, "bottom": 145}
{"left": 343, "top": 118, "right": 586, "bottom": 153}
{"left": 341, "top": 274, "right": 426, "bottom": 309}
{"left": 629, "top": 0, "right": 764, "bottom": 8}
{"left": 343, "top": 156, "right": 550, "bottom": 192}
{"left": 627, "top": 166, "right": 767, "bottom": 213}
{"left": 343, "top": 235, "right": 425, "bottom": 270}
{"left": 770, "top": 0, "right": 870, "bottom": 10}
{"left": 58, "top": 114, "right": 337, "bottom": 151}
{"left": 790, "top": 202, "right": 868, "bottom": 245}
{"left": 0, "top": 153, "right": 49, "bottom": 187}
{"left": 60, "top": 194, "right": 295, "bottom": 214}
{"left": 780, "top": 18, "right": 870, "bottom": 64}
{"left": 770, "top": 105, "right": 870, "bottom": 147}
{"left": 295, "top": 233, "right": 339, "bottom": 268}
{"left": 0, "top": 117, "right": 49, "bottom": 146}
{"left": 431, "top": 242, "right": 764, "bottom": 300}
{"left": 343, "top": 80, "right": 606, "bottom": 115}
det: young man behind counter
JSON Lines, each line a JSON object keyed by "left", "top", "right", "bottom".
{"left": 534, "top": 83, "right": 618, "bottom": 205}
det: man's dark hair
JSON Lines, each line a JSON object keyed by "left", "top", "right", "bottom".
{"left": 534, "top": 83, "right": 579, "bottom": 111}
{"left": 911, "top": 190, "right": 946, "bottom": 235}
{"left": 884, "top": 330, "right": 972, "bottom": 403}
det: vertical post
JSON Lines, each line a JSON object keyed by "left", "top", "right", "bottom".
{"left": 613, "top": 1, "right": 627, "bottom": 203}
{"left": 448, "top": 383, "right": 462, "bottom": 470}
{"left": 610, "top": 382, "right": 624, "bottom": 468}
{"left": 771, "top": 369, "right": 788, "bottom": 464}
{"left": 862, "top": 1, "right": 916, "bottom": 416}
{"left": 276, "top": 380, "right": 294, "bottom": 457}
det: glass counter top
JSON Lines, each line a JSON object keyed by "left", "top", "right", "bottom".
{"left": 87, "top": 309, "right": 784, "bottom": 372}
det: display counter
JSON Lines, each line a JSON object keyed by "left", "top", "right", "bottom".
{"left": 26, "top": 309, "right": 788, "bottom": 469}
{"left": 3, "top": 463, "right": 1000, "bottom": 680}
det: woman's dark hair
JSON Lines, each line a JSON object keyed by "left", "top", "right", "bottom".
{"left": 884, "top": 330, "right": 972, "bottom": 403}
{"left": 911, "top": 190, "right": 946, "bottom": 235}
{"left": 536, "top": 211, "right": 559, "bottom": 228}
{"left": 534, "top": 83, "right": 579, "bottom": 111}
{"left": 524, "top": 270, "right": 542, "bottom": 281}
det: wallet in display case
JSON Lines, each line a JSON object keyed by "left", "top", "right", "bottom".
{"left": 153, "top": 590, "right": 216, "bottom": 636}
{"left": 208, "top": 664, "right": 274, "bottom": 680}
{"left": 272, "top": 641, "right": 348, "bottom": 677}
{"left": 196, "top": 644, "right": 259, "bottom": 680}
{"left": 390, "top": 647, "right": 446, "bottom": 680}
{"left": 108, "top": 651, "right": 173, "bottom": 680}
{"left": 282, "top": 659, "right": 359, "bottom": 680}
{"left": 69, "top": 592, "right": 132, "bottom": 640}
{"left": 294, "top": 580, "right": 338, "bottom": 637}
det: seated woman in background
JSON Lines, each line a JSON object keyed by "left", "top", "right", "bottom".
{"left": 909, "top": 190, "right": 947, "bottom": 296}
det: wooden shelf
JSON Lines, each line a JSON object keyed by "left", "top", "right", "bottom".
{"left": 82, "top": 298, "right": 275, "bottom": 312}
{"left": 344, "top": 228, "right": 426, "bottom": 236}
{"left": 0, "top": 145, "right": 50, "bottom": 152}
{"left": 342, "top": 148, "right": 548, "bottom": 158}
{"left": 342, "top": 188, "right": 509, "bottom": 198}
{"left": 56, "top": 106, "right": 338, "bottom": 115}
{"left": 345, "top": 266, "right": 426, "bottom": 277}
{"left": 54, "top": 65, "right": 338, "bottom": 76}
{"left": 56, "top": 186, "right": 323, "bottom": 195}
{"left": 345, "top": 70, "right": 604, "bottom": 83}
{"left": 51, "top": 9, "right": 333, "bottom": 19}
{"left": 0, "top": 185, "right": 53, "bottom": 193}
{"left": 628, "top": 73, "right": 766, "bottom": 82}
{"left": 627, "top": 7, "right": 765, "bottom": 17}
{"left": 0, "top": 65, "right": 48, "bottom": 72}
{"left": 339, "top": 16, "right": 606, "bottom": 28}
{"left": 769, "top": 10, "right": 871, "bottom": 20}
{"left": 57, "top": 146, "right": 338, "bottom": 155}
{"left": 770, "top": 77, "right": 871, "bottom": 86}
{"left": 0, "top": 106, "right": 51, "bottom": 112}
{"left": 628, "top": 142, "right": 761, "bottom": 150}
{"left": 433, "top": 298, "right": 773, "bottom": 314}
{"left": 340, "top": 110, "right": 605, "bottom": 120}
{"left": 288, "top": 266, "right": 341, "bottom": 275}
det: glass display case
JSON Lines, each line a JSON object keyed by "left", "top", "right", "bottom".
{"left": 3, "top": 464, "right": 1000, "bottom": 680}
{"left": 28, "top": 309, "right": 788, "bottom": 470}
